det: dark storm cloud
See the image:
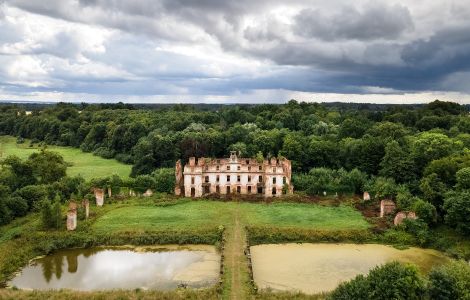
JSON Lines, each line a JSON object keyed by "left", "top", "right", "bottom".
{"left": 2, "top": 0, "right": 470, "bottom": 100}
{"left": 294, "top": 2, "right": 413, "bottom": 41}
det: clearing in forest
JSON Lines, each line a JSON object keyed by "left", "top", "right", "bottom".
{"left": 0, "top": 136, "right": 131, "bottom": 180}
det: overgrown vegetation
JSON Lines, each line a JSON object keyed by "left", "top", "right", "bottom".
{"left": 2, "top": 100, "right": 470, "bottom": 298}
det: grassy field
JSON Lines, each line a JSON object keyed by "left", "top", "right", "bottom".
{"left": 93, "top": 200, "right": 370, "bottom": 233}
{"left": 0, "top": 136, "right": 131, "bottom": 180}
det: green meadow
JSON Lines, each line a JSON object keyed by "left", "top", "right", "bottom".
{"left": 93, "top": 200, "right": 370, "bottom": 233}
{"left": 0, "top": 136, "right": 131, "bottom": 180}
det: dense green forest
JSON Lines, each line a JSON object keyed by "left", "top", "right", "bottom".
{"left": 1, "top": 100, "right": 470, "bottom": 236}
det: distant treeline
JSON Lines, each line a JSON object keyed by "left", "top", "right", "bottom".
{"left": 2, "top": 100, "right": 470, "bottom": 233}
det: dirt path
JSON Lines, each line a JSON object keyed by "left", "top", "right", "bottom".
{"left": 224, "top": 203, "right": 249, "bottom": 300}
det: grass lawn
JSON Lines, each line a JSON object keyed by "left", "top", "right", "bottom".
{"left": 0, "top": 136, "right": 131, "bottom": 180}
{"left": 93, "top": 200, "right": 370, "bottom": 233}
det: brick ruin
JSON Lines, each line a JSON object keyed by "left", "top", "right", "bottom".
{"left": 394, "top": 211, "right": 417, "bottom": 226}
{"left": 94, "top": 188, "right": 105, "bottom": 206}
{"left": 67, "top": 202, "right": 77, "bottom": 231}
{"left": 380, "top": 199, "right": 396, "bottom": 218}
{"left": 175, "top": 151, "right": 293, "bottom": 198}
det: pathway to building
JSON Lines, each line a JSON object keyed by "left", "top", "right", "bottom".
{"left": 223, "top": 202, "right": 250, "bottom": 300}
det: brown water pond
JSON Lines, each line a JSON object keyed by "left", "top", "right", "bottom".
{"left": 251, "top": 243, "right": 449, "bottom": 295}
{"left": 9, "top": 245, "right": 220, "bottom": 291}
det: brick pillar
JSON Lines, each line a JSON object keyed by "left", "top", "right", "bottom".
{"left": 67, "top": 209, "right": 77, "bottom": 231}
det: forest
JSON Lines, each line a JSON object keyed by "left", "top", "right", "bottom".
{"left": 1, "top": 100, "right": 470, "bottom": 230}
{"left": 1, "top": 100, "right": 470, "bottom": 299}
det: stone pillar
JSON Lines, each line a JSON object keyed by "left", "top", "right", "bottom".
{"left": 67, "top": 209, "right": 77, "bottom": 231}
{"left": 107, "top": 187, "right": 112, "bottom": 198}
{"left": 363, "top": 192, "right": 370, "bottom": 201}
{"left": 82, "top": 199, "right": 89, "bottom": 219}
{"left": 143, "top": 189, "right": 153, "bottom": 197}
{"left": 380, "top": 200, "right": 396, "bottom": 218}
{"left": 94, "top": 188, "right": 105, "bottom": 206}
{"left": 394, "top": 211, "right": 417, "bottom": 226}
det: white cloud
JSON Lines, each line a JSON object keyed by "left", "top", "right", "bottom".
{"left": 1, "top": 0, "right": 470, "bottom": 102}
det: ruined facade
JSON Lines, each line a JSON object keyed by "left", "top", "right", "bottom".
{"left": 175, "top": 151, "right": 293, "bottom": 198}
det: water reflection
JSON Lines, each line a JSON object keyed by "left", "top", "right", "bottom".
{"left": 10, "top": 246, "right": 220, "bottom": 291}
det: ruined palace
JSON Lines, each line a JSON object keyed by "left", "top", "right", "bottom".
{"left": 175, "top": 151, "right": 293, "bottom": 198}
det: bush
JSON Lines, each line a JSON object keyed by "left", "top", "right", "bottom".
{"left": 381, "top": 229, "right": 416, "bottom": 246}
{"left": 329, "top": 274, "right": 369, "bottom": 300}
{"left": 365, "top": 177, "right": 398, "bottom": 200}
{"left": 133, "top": 175, "right": 156, "bottom": 194}
{"left": 428, "top": 260, "right": 470, "bottom": 300}
{"left": 395, "top": 188, "right": 415, "bottom": 210}
{"left": 14, "top": 185, "right": 47, "bottom": 210}
{"left": 41, "top": 200, "right": 53, "bottom": 229}
{"left": 0, "top": 198, "right": 12, "bottom": 225}
{"left": 115, "top": 153, "right": 134, "bottom": 164}
{"left": 402, "top": 218, "right": 430, "bottom": 246}
{"left": 5, "top": 196, "right": 29, "bottom": 218}
{"left": 152, "top": 168, "right": 175, "bottom": 193}
{"left": 412, "top": 199, "right": 437, "bottom": 225}
{"left": 246, "top": 226, "right": 374, "bottom": 245}
{"left": 93, "top": 147, "right": 115, "bottom": 159}
{"left": 329, "top": 262, "right": 426, "bottom": 300}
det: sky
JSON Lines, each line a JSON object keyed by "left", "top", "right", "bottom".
{"left": 1, "top": 0, "right": 470, "bottom": 104}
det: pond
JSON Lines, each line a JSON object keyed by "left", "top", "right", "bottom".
{"left": 9, "top": 245, "right": 220, "bottom": 291}
{"left": 250, "top": 243, "right": 449, "bottom": 295}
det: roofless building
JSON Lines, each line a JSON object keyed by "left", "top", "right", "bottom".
{"left": 175, "top": 151, "right": 293, "bottom": 197}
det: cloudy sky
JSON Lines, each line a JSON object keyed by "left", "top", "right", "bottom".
{"left": 1, "top": 0, "right": 470, "bottom": 103}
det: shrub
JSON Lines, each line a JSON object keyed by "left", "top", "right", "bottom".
{"left": 0, "top": 198, "right": 12, "bottom": 225}
{"left": 381, "top": 229, "right": 416, "bottom": 246}
{"left": 41, "top": 200, "right": 53, "bottom": 229}
{"left": 365, "top": 177, "right": 398, "bottom": 200}
{"left": 5, "top": 196, "right": 29, "bottom": 217}
{"left": 14, "top": 184, "right": 47, "bottom": 210}
{"left": 246, "top": 226, "right": 374, "bottom": 245}
{"left": 92, "top": 147, "right": 115, "bottom": 159}
{"left": 402, "top": 218, "right": 430, "bottom": 246}
{"left": 329, "top": 262, "right": 426, "bottom": 300}
{"left": 412, "top": 199, "right": 437, "bottom": 225}
{"left": 133, "top": 175, "right": 156, "bottom": 194}
{"left": 329, "top": 274, "right": 369, "bottom": 300}
{"left": 152, "top": 168, "right": 175, "bottom": 193}
{"left": 428, "top": 260, "right": 470, "bottom": 300}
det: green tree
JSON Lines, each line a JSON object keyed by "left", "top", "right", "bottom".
{"left": 330, "top": 262, "right": 426, "bottom": 300}
{"left": 429, "top": 260, "right": 470, "bottom": 300}
{"left": 52, "top": 194, "right": 62, "bottom": 230}
{"left": 443, "top": 190, "right": 470, "bottom": 235}
{"left": 365, "top": 177, "right": 398, "bottom": 200}
{"left": 379, "top": 141, "right": 415, "bottom": 183}
{"left": 424, "top": 157, "right": 459, "bottom": 186}
{"left": 28, "top": 149, "right": 67, "bottom": 184}
{"left": 0, "top": 155, "right": 36, "bottom": 190}
{"left": 412, "top": 199, "right": 437, "bottom": 225}
{"left": 280, "top": 133, "right": 306, "bottom": 171}
{"left": 455, "top": 167, "right": 470, "bottom": 190}
{"left": 41, "top": 200, "right": 53, "bottom": 229}
{"left": 411, "top": 132, "right": 462, "bottom": 174}
{"left": 420, "top": 173, "right": 448, "bottom": 209}
{"left": 338, "top": 118, "right": 369, "bottom": 138}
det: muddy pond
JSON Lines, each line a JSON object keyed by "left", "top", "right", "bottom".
{"left": 9, "top": 245, "right": 220, "bottom": 291}
{"left": 251, "top": 243, "right": 449, "bottom": 295}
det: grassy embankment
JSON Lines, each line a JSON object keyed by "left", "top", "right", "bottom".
{"left": 0, "top": 136, "right": 131, "bottom": 180}
{"left": 0, "top": 197, "right": 369, "bottom": 299}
